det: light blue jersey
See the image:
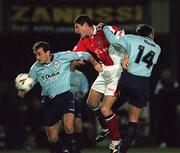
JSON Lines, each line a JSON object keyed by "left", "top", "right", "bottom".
{"left": 70, "top": 70, "right": 89, "bottom": 98}
{"left": 103, "top": 26, "right": 161, "bottom": 77}
{"left": 29, "top": 51, "right": 90, "bottom": 96}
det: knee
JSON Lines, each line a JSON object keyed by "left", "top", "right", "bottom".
{"left": 87, "top": 97, "right": 101, "bottom": 109}
{"left": 86, "top": 99, "right": 95, "bottom": 108}
{"left": 100, "top": 105, "right": 111, "bottom": 116}
{"left": 74, "top": 123, "right": 82, "bottom": 133}
{"left": 64, "top": 123, "right": 74, "bottom": 134}
{"left": 87, "top": 100, "right": 101, "bottom": 111}
{"left": 86, "top": 99, "right": 91, "bottom": 107}
{"left": 47, "top": 135, "right": 58, "bottom": 143}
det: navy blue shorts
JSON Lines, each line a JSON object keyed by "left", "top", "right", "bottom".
{"left": 118, "top": 71, "right": 150, "bottom": 108}
{"left": 74, "top": 99, "right": 82, "bottom": 118}
{"left": 41, "top": 91, "right": 75, "bottom": 126}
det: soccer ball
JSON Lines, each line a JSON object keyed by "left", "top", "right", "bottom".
{"left": 15, "top": 73, "right": 34, "bottom": 92}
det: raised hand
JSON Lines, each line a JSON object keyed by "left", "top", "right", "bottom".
{"left": 121, "top": 53, "right": 130, "bottom": 70}
{"left": 94, "top": 63, "right": 103, "bottom": 72}
{"left": 96, "top": 23, "right": 105, "bottom": 31}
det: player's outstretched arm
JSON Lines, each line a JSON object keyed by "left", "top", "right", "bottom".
{"left": 103, "top": 26, "right": 127, "bottom": 49}
{"left": 87, "top": 55, "right": 103, "bottom": 72}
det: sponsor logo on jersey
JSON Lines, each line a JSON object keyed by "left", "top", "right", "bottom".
{"left": 97, "top": 38, "right": 102, "bottom": 47}
{"left": 41, "top": 71, "right": 60, "bottom": 81}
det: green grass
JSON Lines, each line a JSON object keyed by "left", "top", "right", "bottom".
{"left": 1, "top": 148, "right": 180, "bottom": 153}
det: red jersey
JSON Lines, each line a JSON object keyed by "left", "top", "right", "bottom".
{"left": 73, "top": 26, "right": 120, "bottom": 66}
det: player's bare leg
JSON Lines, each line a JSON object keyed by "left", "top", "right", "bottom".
{"left": 87, "top": 89, "right": 108, "bottom": 141}
{"left": 87, "top": 88, "right": 104, "bottom": 108}
{"left": 87, "top": 89, "right": 104, "bottom": 126}
{"left": 45, "top": 121, "right": 64, "bottom": 153}
{"left": 120, "top": 104, "right": 142, "bottom": 153}
{"left": 63, "top": 113, "right": 75, "bottom": 134}
{"left": 74, "top": 117, "right": 83, "bottom": 133}
{"left": 128, "top": 104, "right": 142, "bottom": 123}
{"left": 87, "top": 89, "right": 105, "bottom": 126}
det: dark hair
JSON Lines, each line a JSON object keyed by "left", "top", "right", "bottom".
{"left": 33, "top": 41, "right": 50, "bottom": 52}
{"left": 136, "top": 24, "right": 154, "bottom": 37}
{"left": 73, "top": 14, "right": 93, "bottom": 26}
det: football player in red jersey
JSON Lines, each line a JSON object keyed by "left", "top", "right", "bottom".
{"left": 73, "top": 14, "right": 126, "bottom": 153}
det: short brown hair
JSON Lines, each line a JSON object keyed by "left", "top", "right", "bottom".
{"left": 33, "top": 41, "right": 50, "bottom": 52}
{"left": 74, "top": 14, "right": 93, "bottom": 26}
{"left": 136, "top": 24, "right": 154, "bottom": 37}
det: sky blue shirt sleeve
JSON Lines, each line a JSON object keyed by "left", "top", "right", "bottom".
{"left": 28, "top": 63, "right": 38, "bottom": 86}
{"left": 103, "top": 26, "right": 129, "bottom": 52}
{"left": 103, "top": 26, "right": 161, "bottom": 77}
{"left": 61, "top": 51, "right": 91, "bottom": 62}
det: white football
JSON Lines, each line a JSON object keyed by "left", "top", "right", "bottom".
{"left": 15, "top": 73, "right": 34, "bottom": 92}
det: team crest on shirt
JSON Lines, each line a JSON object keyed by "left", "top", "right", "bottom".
{"left": 97, "top": 38, "right": 102, "bottom": 47}
{"left": 54, "top": 62, "right": 60, "bottom": 69}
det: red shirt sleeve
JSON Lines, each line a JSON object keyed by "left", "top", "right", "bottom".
{"left": 108, "top": 25, "right": 125, "bottom": 36}
{"left": 73, "top": 38, "right": 88, "bottom": 52}
{"left": 111, "top": 25, "right": 120, "bottom": 31}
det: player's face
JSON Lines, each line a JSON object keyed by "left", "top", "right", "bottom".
{"left": 34, "top": 48, "right": 51, "bottom": 64}
{"left": 74, "top": 23, "right": 90, "bottom": 37}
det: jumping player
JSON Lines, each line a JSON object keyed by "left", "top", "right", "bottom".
{"left": 103, "top": 24, "right": 161, "bottom": 153}
{"left": 73, "top": 14, "right": 126, "bottom": 153}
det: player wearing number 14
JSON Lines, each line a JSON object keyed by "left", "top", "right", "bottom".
{"left": 103, "top": 24, "right": 161, "bottom": 77}
{"left": 102, "top": 24, "right": 161, "bottom": 153}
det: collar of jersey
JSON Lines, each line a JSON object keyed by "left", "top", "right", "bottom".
{"left": 92, "top": 25, "right": 97, "bottom": 36}
{"left": 42, "top": 54, "right": 54, "bottom": 66}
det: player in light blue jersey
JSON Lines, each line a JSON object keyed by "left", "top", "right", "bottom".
{"left": 102, "top": 24, "right": 161, "bottom": 153}
{"left": 103, "top": 24, "right": 161, "bottom": 77}
{"left": 17, "top": 41, "right": 102, "bottom": 153}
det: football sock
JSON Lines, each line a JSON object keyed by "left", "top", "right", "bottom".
{"left": 66, "top": 133, "right": 79, "bottom": 153}
{"left": 48, "top": 139, "right": 64, "bottom": 153}
{"left": 105, "top": 113, "right": 120, "bottom": 142}
{"left": 75, "top": 132, "right": 82, "bottom": 151}
{"left": 120, "top": 122, "right": 137, "bottom": 153}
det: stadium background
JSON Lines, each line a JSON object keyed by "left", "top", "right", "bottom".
{"left": 0, "top": 0, "right": 180, "bottom": 152}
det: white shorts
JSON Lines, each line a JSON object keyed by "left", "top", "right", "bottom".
{"left": 91, "top": 64, "right": 122, "bottom": 96}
